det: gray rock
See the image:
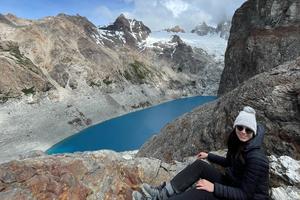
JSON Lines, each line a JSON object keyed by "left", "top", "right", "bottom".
{"left": 271, "top": 186, "right": 300, "bottom": 200}
{"left": 218, "top": 0, "right": 300, "bottom": 95}
{"left": 18, "top": 150, "right": 46, "bottom": 160}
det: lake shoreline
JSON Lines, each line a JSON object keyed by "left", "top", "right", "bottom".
{"left": 0, "top": 84, "right": 213, "bottom": 164}
{"left": 46, "top": 96, "right": 216, "bottom": 154}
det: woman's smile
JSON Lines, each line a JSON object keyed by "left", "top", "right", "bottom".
{"left": 236, "top": 127, "right": 253, "bottom": 142}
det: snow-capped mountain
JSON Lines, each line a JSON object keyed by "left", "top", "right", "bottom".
{"left": 164, "top": 25, "right": 185, "bottom": 33}
{"left": 98, "top": 14, "right": 151, "bottom": 47}
{"left": 191, "top": 22, "right": 216, "bottom": 36}
{"left": 145, "top": 30, "right": 227, "bottom": 62}
{"left": 94, "top": 14, "right": 227, "bottom": 64}
{"left": 216, "top": 20, "right": 231, "bottom": 40}
{"left": 191, "top": 20, "right": 231, "bottom": 40}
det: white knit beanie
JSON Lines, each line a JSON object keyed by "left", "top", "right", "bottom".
{"left": 233, "top": 106, "right": 257, "bottom": 135}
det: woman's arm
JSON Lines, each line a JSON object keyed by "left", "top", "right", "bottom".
{"left": 207, "top": 153, "right": 230, "bottom": 167}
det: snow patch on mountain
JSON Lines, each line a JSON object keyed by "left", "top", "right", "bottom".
{"left": 145, "top": 31, "right": 227, "bottom": 62}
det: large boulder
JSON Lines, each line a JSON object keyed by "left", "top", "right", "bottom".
{"left": 0, "top": 150, "right": 186, "bottom": 200}
{"left": 218, "top": 0, "right": 300, "bottom": 95}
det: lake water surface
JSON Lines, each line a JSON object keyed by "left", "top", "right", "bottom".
{"left": 46, "top": 96, "right": 216, "bottom": 154}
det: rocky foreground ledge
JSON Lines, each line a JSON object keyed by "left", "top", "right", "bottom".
{"left": 0, "top": 150, "right": 299, "bottom": 200}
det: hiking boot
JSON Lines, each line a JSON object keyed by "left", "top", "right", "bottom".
{"left": 132, "top": 191, "right": 150, "bottom": 200}
{"left": 141, "top": 182, "right": 171, "bottom": 200}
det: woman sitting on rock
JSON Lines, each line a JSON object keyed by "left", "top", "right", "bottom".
{"left": 133, "top": 106, "right": 269, "bottom": 200}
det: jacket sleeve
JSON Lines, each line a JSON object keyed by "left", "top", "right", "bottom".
{"left": 207, "top": 153, "right": 230, "bottom": 167}
{"left": 213, "top": 151, "right": 269, "bottom": 200}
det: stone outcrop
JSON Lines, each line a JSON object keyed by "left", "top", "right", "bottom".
{"left": 218, "top": 0, "right": 300, "bottom": 95}
{"left": 0, "top": 150, "right": 186, "bottom": 200}
{"left": 138, "top": 57, "right": 300, "bottom": 161}
{"left": 0, "top": 150, "right": 299, "bottom": 200}
{"left": 269, "top": 155, "right": 300, "bottom": 200}
{"left": 164, "top": 25, "right": 185, "bottom": 33}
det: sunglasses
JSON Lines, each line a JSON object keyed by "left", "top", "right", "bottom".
{"left": 236, "top": 125, "right": 253, "bottom": 134}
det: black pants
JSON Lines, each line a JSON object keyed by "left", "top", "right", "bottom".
{"left": 169, "top": 160, "right": 226, "bottom": 200}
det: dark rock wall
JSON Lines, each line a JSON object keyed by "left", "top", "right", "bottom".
{"left": 218, "top": 0, "right": 300, "bottom": 95}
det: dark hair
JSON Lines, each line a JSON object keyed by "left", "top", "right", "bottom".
{"left": 227, "top": 129, "right": 246, "bottom": 164}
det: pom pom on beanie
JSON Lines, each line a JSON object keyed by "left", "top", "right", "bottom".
{"left": 233, "top": 106, "right": 257, "bottom": 135}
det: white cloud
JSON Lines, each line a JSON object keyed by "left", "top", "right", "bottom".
{"left": 92, "top": 0, "right": 246, "bottom": 31}
{"left": 129, "top": 0, "right": 245, "bottom": 31}
{"left": 162, "top": 0, "right": 189, "bottom": 18}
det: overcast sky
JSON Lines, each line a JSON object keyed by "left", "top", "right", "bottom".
{"left": 0, "top": 0, "right": 246, "bottom": 31}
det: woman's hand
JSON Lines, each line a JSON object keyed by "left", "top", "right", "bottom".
{"left": 196, "top": 152, "right": 208, "bottom": 159}
{"left": 196, "top": 179, "right": 214, "bottom": 192}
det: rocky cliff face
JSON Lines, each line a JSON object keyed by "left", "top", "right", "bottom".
{"left": 218, "top": 0, "right": 300, "bottom": 95}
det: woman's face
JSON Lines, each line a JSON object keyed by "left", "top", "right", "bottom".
{"left": 235, "top": 125, "right": 254, "bottom": 142}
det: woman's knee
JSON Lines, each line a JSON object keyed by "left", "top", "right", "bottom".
{"left": 192, "top": 159, "right": 210, "bottom": 169}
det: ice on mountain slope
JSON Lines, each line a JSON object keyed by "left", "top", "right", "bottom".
{"left": 145, "top": 31, "right": 227, "bottom": 62}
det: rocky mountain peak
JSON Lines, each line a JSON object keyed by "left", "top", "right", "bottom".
{"left": 55, "top": 13, "right": 98, "bottom": 36}
{"left": 170, "top": 35, "right": 184, "bottom": 44}
{"left": 107, "top": 14, "right": 131, "bottom": 32}
{"left": 0, "top": 13, "right": 33, "bottom": 26}
{"left": 191, "top": 20, "right": 231, "bottom": 39}
{"left": 216, "top": 20, "right": 231, "bottom": 39}
{"left": 0, "top": 14, "right": 14, "bottom": 26}
{"left": 165, "top": 25, "right": 185, "bottom": 33}
{"left": 151, "top": 34, "right": 219, "bottom": 76}
{"left": 99, "top": 14, "right": 151, "bottom": 47}
{"left": 191, "top": 22, "right": 216, "bottom": 36}
{"left": 3, "top": 13, "right": 18, "bottom": 22}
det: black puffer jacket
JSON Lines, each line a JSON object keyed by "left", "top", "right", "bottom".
{"left": 208, "top": 124, "right": 269, "bottom": 200}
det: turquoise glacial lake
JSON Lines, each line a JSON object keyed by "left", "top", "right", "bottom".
{"left": 46, "top": 96, "right": 216, "bottom": 154}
